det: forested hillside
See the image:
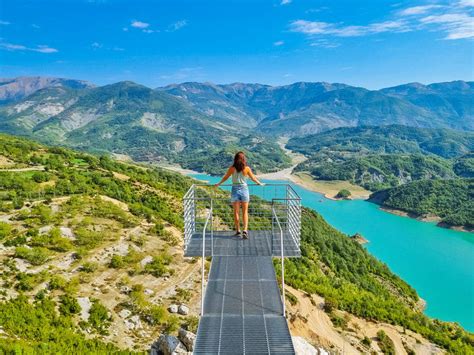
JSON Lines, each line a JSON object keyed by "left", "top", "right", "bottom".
{"left": 287, "top": 125, "right": 474, "bottom": 158}
{"left": 370, "top": 179, "right": 474, "bottom": 229}
{"left": 0, "top": 81, "right": 290, "bottom": 174}
{"left": 0, "top": 134, "right": 472, "bottom": 353}
{"left": 294, "top": 153, "right": 457, "bottom": 191}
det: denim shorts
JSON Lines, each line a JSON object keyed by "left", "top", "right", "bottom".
{"left": 231, "top": 185, "right": 250, "bottom": 203}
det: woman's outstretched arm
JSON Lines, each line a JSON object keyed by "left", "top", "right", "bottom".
{"left": 246, "top": 167, "right": 264, "bottom": 185}
{"left": 215, "top": 166, "right": 234, "bottom": 186}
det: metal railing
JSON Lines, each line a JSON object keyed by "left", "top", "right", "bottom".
{"left": 183, "top": 183, "right": 301, "bottom": 318}
{"left": 200, "top": 208, "right": 212, "bottom": 316}
{"left": 272, "top": 205, "right": 286, "bottom": 316}
{"left": 183, "top": 183, "right": 301, "bottom": 256}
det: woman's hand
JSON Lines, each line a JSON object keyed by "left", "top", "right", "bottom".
{"left": 258, "top": 182, "right": 265, "bottom": 186}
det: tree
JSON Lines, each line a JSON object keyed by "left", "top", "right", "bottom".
{"left": 336, "top": 189, "right": 351, "bottom": 199}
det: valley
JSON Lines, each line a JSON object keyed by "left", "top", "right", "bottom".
{"left": 0, "top": 76, "right": 473, "bottom": 353}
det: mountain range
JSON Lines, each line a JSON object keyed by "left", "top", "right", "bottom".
{"left": 0, "top": 76, "right": 472, "bottom": 171}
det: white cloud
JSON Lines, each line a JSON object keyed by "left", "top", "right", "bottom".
{"left": 273, "top": 40, "right": 285, "bottom": 46}
{"left": 310, "top": 39, "right": 340, "bottom": 48}
{"left": 290, "top": 19, "right": 409, "bottom": 37}
{"left": 169, "top": 20, "right": 187, "bottom": 31}
{"left": 0, "top": 20, "right": 10, "bottom": 25}
{"left": 1, "top": 43, "right": 26, "bottom": 51}
{"left": 91, "top": 42, "right": 103, "bottom": 49}
{"left": 458, "top": 0, "right": 474, "bottom": 7}
{"left": 398, "top": 5, "right": 443, "bottom": 16}
{"left": 34, "top": 45, "right": 58, "bottom": 53}
{"left": 0, "top": 42, "right": 58, "bottom": 53}
{"left": 420, "top": 13, "right": 474, "bottom": 39}
{"left": 31, "top": 24, "right": 40, "bottom": 29}
{"left": 281, "top": 0, "right": 291, "bottom": 5}
{"left": 142, "top": 29, "right": 156, "bottom": 33}
{"left": 291, "top": 1, "right": 473, "bottom": 43}
{"left": 131, "top": 20, "right": 150, "bottom": 29}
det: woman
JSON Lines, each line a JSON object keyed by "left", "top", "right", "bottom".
{"left": 214, "top": 152, "right": 263, "bottom": 239}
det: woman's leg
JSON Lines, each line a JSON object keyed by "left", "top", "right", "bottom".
{"left": 241, "top": 202, "right": 249, "bottom": 232}
{"left": 232, "top": 202, "right": 241, "bottom": 232}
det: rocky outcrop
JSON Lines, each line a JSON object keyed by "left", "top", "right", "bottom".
{"left": 292, "top": 336, "right": 329, "bottom": 355}
{"left": 178, "top": 328, "right": 196, "bottom": 352}
{"left": 150, "top": 334, "right": 189, "bottom": 355}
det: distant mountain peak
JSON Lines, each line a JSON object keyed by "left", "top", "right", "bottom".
{"left": 0, "top": 76, "right": 95, "bottom": 104}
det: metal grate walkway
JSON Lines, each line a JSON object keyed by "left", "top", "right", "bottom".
{"left": 194, "top": 256, "right": 295, "bottom": 354}
{"left": 184, "top": 231, "right": 300, "bottom": 258}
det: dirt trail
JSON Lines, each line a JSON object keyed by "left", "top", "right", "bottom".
{"left": 0, "top": 165, "right": 45, "bottom": 172}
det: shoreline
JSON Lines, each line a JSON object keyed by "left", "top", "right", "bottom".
{"left": 259, "top": 169, "right": 371, "bottom": 201}
{"left": 379, "top": 206, "right": 473, "bottom": 233}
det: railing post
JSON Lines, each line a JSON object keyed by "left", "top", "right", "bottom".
{"left": 211, "top": 199, "right": 213, "bottom": 256}
{"left": 273, "top": 206, "right": 286, "bottom": 318}
{"left": 281, "top": 228, "right": 286, "bottom": 317}
{"left": 201, "top": 207, "right": 212, "bottom": 316}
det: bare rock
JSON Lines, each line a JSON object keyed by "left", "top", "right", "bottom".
{"left": 141, "top": 255, "right": 154, "bottom": 267}
{"left": 39, "top": 225, "right": 52, "bottom": 234}
{"left": 59, "top": 226, "right": 75, "bottom": 240}
{"left": 120, "top": 285, "right": 132, "bottom": 294}
{"left": 178, "top": 328, "right": 196, "bottom": 352}
{"left": 125, "top": 314, "right": 142, "bottom": 330}
{"left": 144, "top": 288, "right": 154, "bottom": 295}
{"left": 292, "top": 336, "right": 329, "bottom": 355}
{"left": 178, "top": 304, "right": 189, "bottom": 315}
{"left": 77, "top": 297, "right": 92, "bottom": 321}
{"left": 168, "top": 304, "right": 178, "bottom": 313}
{"left": 118, "top": 309, "right": 132, "bottom": 318}
{"left": 150, "top": 334, "right": 188, "bottom": 355}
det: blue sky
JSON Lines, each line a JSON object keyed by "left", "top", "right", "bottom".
{"left": 0, "top": 0, "right": 472, "bottom": 89}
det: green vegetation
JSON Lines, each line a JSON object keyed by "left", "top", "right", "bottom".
{"left": 336, "top": 189, "right": 351, "bottom": 199}
{"left": 370, "top": 179, "right": 474, "bottom": 229}
{"left": 287, "top": 125, "right": 474, "bottom": 159}
{"left": 289, "top": 126, "right": 473, "bottom": 228}
{"left": 87, "top": 299, "right": 111, "bottom": 334}
{"left": 0, "top": 295, "right": 124, "bottom": 353}
{"left": 377, "top": 330, "right": 396, "bottom": 355}
{"left": 178, "top": 136, "right": 292, "bottom": 175}
{"left": 294, "top": 152, "right": 457, "bottom": 191}
{"left": 280, "top": 209, "right": 474, "bottom": 353}
{"left": 0, "top": 81, "right": 291, "bottom": 174}
{"left": 0, "top": 133, "right": 472, "bottom": 353}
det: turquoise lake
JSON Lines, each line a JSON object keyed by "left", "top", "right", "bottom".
{"left": 190, "top": 173, "right": 474, "bottom": 332}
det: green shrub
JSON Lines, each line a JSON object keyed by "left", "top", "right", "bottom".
{"left": 109, "top": 255, "right": 125, "bottom": 269}
{"left": 361, "top": 336, "right": 371, "bottom": 347}
{"left": 336, "top": 189, "right": 351, "bottom": 199}
{"left": 59, "top": 295, "right": 81, "bottom": 316}
{"left": 88, "top": 300, "right": 111, "bottom": 334}
{"left": 377, "top": 330, "right": 396, "bottom": 355}
{"left": 0, "top": 222, "right": 12, "bottom": 239}
{"left": 80, "top": 262, "right": 98, "bottom": 273}
{"left": 49, "top": 275, "right": 68, "bottom": 290}
{"left": 15, "top": 246, "right": 50, "bottom": 265}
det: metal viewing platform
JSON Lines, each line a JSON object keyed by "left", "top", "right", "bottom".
{"left": 183, "top": 184, "right": 301, "bottom": 355}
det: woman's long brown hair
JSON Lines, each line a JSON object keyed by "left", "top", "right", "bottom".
{"left": 233, "top": 151, "right": 246, "bottom": 172}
